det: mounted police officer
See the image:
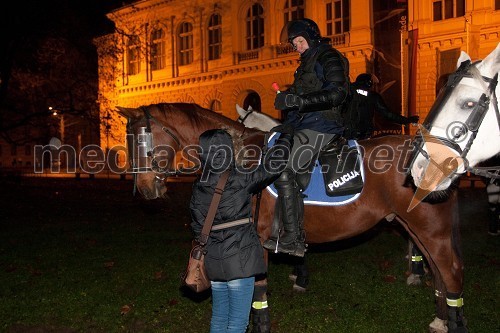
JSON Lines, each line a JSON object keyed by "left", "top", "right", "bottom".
{"left": 346, "top": 73, "right": 419, "bottom": 139}
{"left": 263, "top": 18, "right": 350, "bottom": 257}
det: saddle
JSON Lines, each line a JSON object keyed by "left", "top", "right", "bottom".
{"left": 317, "top": 137, "right": 364, "bottom": 197}
{"left": 266, "top": 133, "right": 365, "bottom": 204}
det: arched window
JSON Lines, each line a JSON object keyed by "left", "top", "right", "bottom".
{"left": 208, "top": 14, "right": 222, "bottom": 60}
{"left": 178, "top": 22, "right": 193, "bottom": 65}
{"left": 433, "top": 0, "right": 465, "bottom": 21}
{"left": 245, "top": 4, "right": 264, "bottom": 50}
{"left": 283, "top": 0, "right": 305, "bottom": 23}
{"left": 128, "top": 35, "right": 141, "bottom": 75}
{"left": 150, "top": 28, "right": 166, "bottom": 71}
{"left": 326, "top": 0, "right": 350, "bottom": 36}
{"left": 243, "top": 92, "right": 261, "bottom": 112}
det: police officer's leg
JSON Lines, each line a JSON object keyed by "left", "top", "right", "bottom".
{"left": 264, "top": 130, "right": 337, "bottom": 256}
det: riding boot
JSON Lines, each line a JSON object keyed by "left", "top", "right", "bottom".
{"left": 263, "top": 170, "right": 306, "bottom": 257}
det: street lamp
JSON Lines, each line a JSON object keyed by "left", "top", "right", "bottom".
{"left": 49, "top": 106, "right": 65, "bottom": 143}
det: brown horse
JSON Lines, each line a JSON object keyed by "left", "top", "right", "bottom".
{"left": 117, "top": 102, "right": 465, "bottom": 333}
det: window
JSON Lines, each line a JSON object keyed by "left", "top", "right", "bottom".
{"left": 245, "top": 4, "right": 264, "bottom": 50}
{"left": 433, "top": 0, "right": 465, "bottom": 21}
{"left": 127, "top": 35, "right": 141, "bottom": 75}
{"left": 283, "top": 0, "right": 305, "bottom": 23}
{"left": 326, "top": 0, "right": 350, "bottom": 36}
{"left": 243, "top": 92, "right": 261, "bottom": 112}
{"left": 178, "top": 22, "right": 193, "bottom": 65}
{"left": 496, "top": 0, "right": 500, "bottom": 10}
{"left": 150, "top": 29, "right": 166, "bottom": 71}
{"left": 208, "top": 14, "right": 222, "bottom": 60}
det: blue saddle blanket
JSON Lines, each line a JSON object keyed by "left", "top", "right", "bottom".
{"left": 265, "top": 133, "right": 364, "bottom": 206}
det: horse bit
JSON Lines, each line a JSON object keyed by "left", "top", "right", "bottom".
{"left": 411, "top": 59, "right": 500, "bottom": 180}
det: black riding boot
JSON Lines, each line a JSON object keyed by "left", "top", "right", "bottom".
{"left": 263, "top": 170, "right": 306, "bottom": 257}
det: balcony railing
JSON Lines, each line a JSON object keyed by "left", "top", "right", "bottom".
{"left": 232, "top": 33, "right": 349, "bottom": 64}
{"left": 238, "top": 50, "right": 259, "bottom": 62}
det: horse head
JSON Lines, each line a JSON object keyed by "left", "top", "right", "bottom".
{"left": 116, "top": 104, "right": 192, "bottom": 200}
{"left": 117, "top": 103, "right": 267, "bottom": 200}
{"left": 410, "top": 42, "right": 500, "bottom": 192}
{"left": 235, "top": 104, "right": 280, "bottom": 131}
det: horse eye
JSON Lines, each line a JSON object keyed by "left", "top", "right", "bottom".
{"left": 462, "top": 100, "right": 476, "bottom": 109}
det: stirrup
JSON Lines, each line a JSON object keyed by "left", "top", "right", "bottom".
{"left": 277, "top": 241, "right": 306, "bottom": 257}
{"left": 262, "top": 238, "right": 278, "bottom": 251}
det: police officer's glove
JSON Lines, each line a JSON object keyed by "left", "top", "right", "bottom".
{"left": 274, "top": 92, "right": 302, "bottom": 111}
{"left": 406, "top": 115, "right": 419, "bottom": 124}
{"left": 270, "top": 123, "right": 295, "bottom": 135}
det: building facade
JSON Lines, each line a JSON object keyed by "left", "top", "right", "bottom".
{"left": 96, "top": 0, "right": 500, "bottom": 155}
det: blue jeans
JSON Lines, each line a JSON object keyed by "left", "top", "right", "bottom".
{"left": 210, "top": 277, "right": 255, "bottom": 333}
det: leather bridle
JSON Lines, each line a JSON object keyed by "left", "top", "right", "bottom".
{"left": 126, "top": 107, "right": 199, "bottom": 185}
{"left": 410, "top": 60, "right": 500, "bottom": 180}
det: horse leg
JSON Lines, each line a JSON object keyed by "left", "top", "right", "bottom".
{"left": 406, "top": 240, "right": 425, "bottom": 286}
{"left": 427, "top": 259, "right": 449, "bottom": 333}
{"left": 251, "top": 278, "right": 271, "bottom": 333}
{"left": 410, "top": 224, "right": 468, "bottom": 332}
{"left": 289, "top": 256, "right": 309, "bottom": 292}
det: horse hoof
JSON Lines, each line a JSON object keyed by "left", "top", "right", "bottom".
{"left": 428, "top": 317, "right": 447, "bottom": 333}
{"left": 292, "top": 283, "right": 307, "bottom": 292}
{"left": 406, "top": 273, "right": 422, "bottom": 286}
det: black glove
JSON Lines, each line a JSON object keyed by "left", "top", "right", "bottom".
{"left": 270, "top": 123, "right": 294, "bottom": 135}
{"left": 406, "top": 115, "right": 419, "bottom": 124}
{"left": 274, "top": 93, "right": 302, "bottom": 111}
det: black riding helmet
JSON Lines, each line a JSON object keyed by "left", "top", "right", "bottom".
{"left": 281, "top": 18, "right": 322, "bottom": 48}
{"left": 355, "top": 73, "right": 373, "bottom": 89}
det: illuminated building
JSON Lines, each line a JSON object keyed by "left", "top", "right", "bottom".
{"left": 96, "top": 0, "right": 500, "bottom": 155}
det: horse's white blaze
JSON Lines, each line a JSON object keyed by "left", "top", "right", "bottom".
{"left": 411, "top": 43, "right": 500, "bottom": 190}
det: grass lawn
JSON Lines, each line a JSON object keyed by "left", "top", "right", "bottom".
{"left": 0, "top": 177, "right": 498, "bottom": 332}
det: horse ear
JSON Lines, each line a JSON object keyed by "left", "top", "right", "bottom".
{"left": 457, "top": 51, "right": 471, "bottom": 69}
{"left": 477, "top": 42, "right": 500, "bottom": 78}
{"left": 116, "top": 106, "right": 142, "bottom": 119}
{"left": 235, "top": 104, "right": 246, "bottom": 116}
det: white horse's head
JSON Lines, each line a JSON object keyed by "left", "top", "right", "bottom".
{"left": 235, "top": 104, "right": 280, "bottom": 131}
{"left": 410, "top": 43, "right": 500, "bottom": 192}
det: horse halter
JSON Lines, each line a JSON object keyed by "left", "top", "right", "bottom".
{"left": 411, "top": 59, "right": 500, "bottom": 179}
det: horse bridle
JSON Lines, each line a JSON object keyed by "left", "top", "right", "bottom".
{"left": 126, "top": 107, "right": 199, "bottom": 182}
{"left": 410, "top": 59, "right": 500, "bottom": 180}
{"left": 236, "top": 108, "right": 254, "bottom": 125}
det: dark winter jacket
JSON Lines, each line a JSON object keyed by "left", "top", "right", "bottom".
{"left": 351, "top": 85, "right": 412, "bottom": 139}
{"left": 285, "top": 40, "right": 349, "bottom": 134}
{"left": 190, "top": 129, "right": 291, "bottom": 281}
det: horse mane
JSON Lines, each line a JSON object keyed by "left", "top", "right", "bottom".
{"left": 148, "top": 102, "right": 264, "bottom": 165}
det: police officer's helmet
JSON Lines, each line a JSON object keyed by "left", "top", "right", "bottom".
{"left": 355, "top": 73, "right": 373, "bottom": 89}
{"left": 286, "top": 18, "right": 322, "bottom": 46}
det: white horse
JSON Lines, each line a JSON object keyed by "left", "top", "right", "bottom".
{"left": 410, "top": 43, "right": 500, "bottom": 193}
{"left": 235, "top": 104, "right": 280, "bottom": 131}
